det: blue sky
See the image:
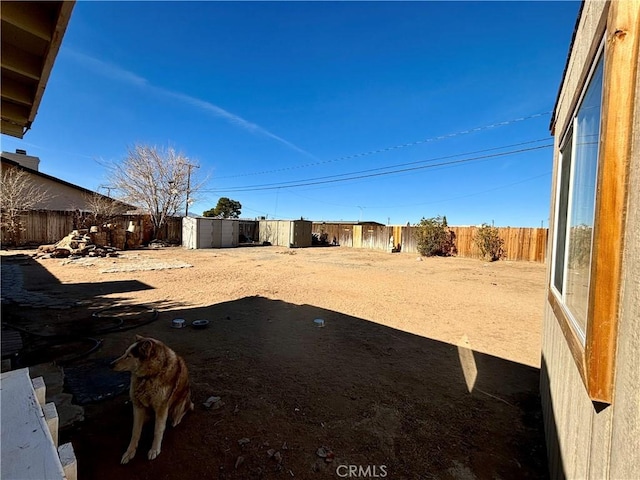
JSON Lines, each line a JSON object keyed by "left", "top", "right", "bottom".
{"left": 1, "top": 1, "right": 581, "bottom": 227}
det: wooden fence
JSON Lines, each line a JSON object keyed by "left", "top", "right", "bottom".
{"left": 313, "top": 223, "right": 548, "bottom": 263}
{"left": 3, "top": 211, "right": 548, "bottom": 262}
{"left": 1, "top": 210, "right": 182, "bottom": 246}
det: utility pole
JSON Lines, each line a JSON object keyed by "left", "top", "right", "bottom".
{"left": 185, "top": 163, "right": 199, "bottom": 217}
{"left": 99, "top": 185, "right": 115, "bottom": 198}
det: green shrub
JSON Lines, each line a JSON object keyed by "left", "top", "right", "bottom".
{"left": 414, "top": 215, "right": 456, "bottom": 257}
{"left": 473, "top": 224, "right": 504, "bottom": 261}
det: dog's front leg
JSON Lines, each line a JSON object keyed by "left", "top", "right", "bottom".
{"left": 148, "top": 405, "right": 169, "bottom": 460}
{"left": 121, "top": 405, "right": 145, "bottom": 464}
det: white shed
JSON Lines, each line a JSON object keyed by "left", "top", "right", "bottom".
{"left": 258, "top": 219, "right": 312, "bottom": 248}
{"left": 182, "top": 217, "right": 239, "bottom": 249}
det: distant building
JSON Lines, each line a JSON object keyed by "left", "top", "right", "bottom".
{"left": 1, "top": 150, "right": 131, "bottom": 212}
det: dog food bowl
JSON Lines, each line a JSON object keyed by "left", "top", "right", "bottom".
{"left": 171, "top": 318, "right": 186, "bottom": 329}
{"left": 192, "top": 319, "right": 209, "bottom": 329}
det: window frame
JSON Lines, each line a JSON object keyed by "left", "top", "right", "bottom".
{"left": 550, "top": 43, "right": 604, "bottom": 347}
{"left": 548, "top": 1, "right": 638, "bottom": 405}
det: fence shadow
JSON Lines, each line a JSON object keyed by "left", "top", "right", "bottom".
{"left": 58, "top": 295, "right": 550, "bottom": 480}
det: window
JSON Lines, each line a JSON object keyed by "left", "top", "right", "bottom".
{"left": 552, "top": 52, "right": 604, "bottom": 344}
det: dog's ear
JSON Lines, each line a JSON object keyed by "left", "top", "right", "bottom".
{"left": 137, "top": 339, "right": 154, "bottom": 359}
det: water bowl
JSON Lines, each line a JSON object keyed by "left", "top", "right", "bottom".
{"left": 171, "top": 318, "right": 186, "bottom": 329}
{"left": 192, "top": 319, "right": 210, "bottom": 329}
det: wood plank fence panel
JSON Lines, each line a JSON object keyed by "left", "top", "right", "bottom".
{"left": 312, "top": 223, "right": 548, "bottom": 262}
{"left": 1, "top": 210, "right": 183, "bottom": 246}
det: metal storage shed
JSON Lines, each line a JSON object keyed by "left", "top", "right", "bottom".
{"left": 258, "top": 220, "right": 312, "bottom": 248}
{"left": 182, "top": 217, "right": 239, "bottom": 249}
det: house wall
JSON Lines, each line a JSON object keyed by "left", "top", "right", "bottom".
{"left": 541, "top": 1, "right": 640, "bottom": 478}
{"left": 7, "top": 170, "right": 99, "bottom": 211}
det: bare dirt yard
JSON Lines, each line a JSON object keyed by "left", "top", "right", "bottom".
{"left": 1, "top": 245, "right": 549, "bottom": 479}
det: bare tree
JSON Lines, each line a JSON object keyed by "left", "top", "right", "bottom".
{"left": 83, "top": 192, "right": 129, "bottom": 227}
{"left": 1, "top": 166, "right": 51, "bottom": 246}
{"left": 108, "top": 145, "right": 203, "bottom": 239}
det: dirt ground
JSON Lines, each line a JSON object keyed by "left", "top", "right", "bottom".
{"left": 1, "top": 245, "right": 549, "bottom": 479}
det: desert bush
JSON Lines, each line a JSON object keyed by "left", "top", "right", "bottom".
{"left": 414, "top": 215, "right": 456, "bottom": 257}
{"left": 567, "top": 224, "right": 593, "bottom": 269}
{"left": 474, "top": 223, "right": 504, "bottom": 261}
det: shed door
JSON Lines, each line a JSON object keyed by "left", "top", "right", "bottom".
{"left": 353, "top": 225, "right": 362, "bottom": 249}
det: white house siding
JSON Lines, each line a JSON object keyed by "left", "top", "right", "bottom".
{"left": 541, "top": 1, "right": 640, "bottom": 478}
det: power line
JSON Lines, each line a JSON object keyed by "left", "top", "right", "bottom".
{"left": 236, "top": 138, "right": 551, "bottom": 188}
{"left": 279, "top": 170, "right": 552, "bottom": 211}
{"left": 215, "top": 111, "right": 552, "bottom": 179}
{"left": 241, "top": 170, "right": 552, "bottom": 221}
{"left": 205, "top": 140, "right": 553, "bottom": 193}
{"left": 365, "top": 172, "right": 553, "bottom": 210}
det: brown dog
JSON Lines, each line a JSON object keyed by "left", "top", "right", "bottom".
{"left": 111, "top": 335, "right": 194, "bottom": 464}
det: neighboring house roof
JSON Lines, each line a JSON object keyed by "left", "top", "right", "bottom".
{"left": 1, "top": 152, "right": 134, "bottom": 211}
{"left": 1, "top": 1, "right": 75, "bottom": 138}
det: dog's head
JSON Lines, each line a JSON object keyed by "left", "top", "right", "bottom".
{"left": 110, "top": 335, "right": 160, "bottom": 375}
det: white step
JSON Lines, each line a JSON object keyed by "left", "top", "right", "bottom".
{"left": 1, "top": 368, "right": 76, "bottom": 479}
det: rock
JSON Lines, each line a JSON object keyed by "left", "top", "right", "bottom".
{"left": 267, "top": 448, "right": 276, "bottom": 458}
{"left": 316, "top": 447, "right": 328, "bottom": 458}
{"left": 274, "top": 451, "right": 283, "bottom": 464}
{"left": 238, "top": 438, "right": 250, "bottom": 446}
{"left": 37, "top": 244, "right": 56, "bottom": 253}
{"left": 203, "top": 396, "right": 221, "bottom": 408}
